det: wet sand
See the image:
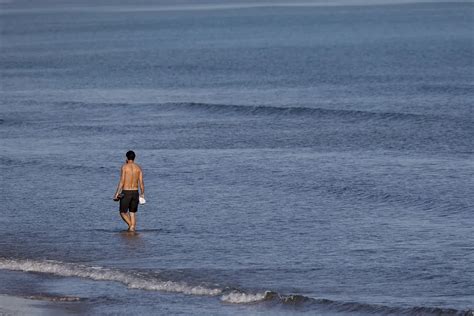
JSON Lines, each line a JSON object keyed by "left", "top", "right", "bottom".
{"left": 0, "top": 294, "right": 84, "bottom": 316}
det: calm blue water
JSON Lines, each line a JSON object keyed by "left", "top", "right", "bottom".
{"left": 0, "top": 1, "right": 473, "bottom": 315}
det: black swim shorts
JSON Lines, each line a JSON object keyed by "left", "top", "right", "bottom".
{"left": 119, "top": 190, "right": 139, "bottom": 213}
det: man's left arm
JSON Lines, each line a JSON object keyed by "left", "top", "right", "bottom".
{"left": 139, "top": 168, "right": 145, "bottom": 198}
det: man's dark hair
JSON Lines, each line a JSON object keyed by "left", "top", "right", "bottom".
{"left": 126, "top": 150, "right": 136, "bottom": 161}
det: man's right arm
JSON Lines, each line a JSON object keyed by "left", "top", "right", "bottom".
{"left": 114, "top": 166, "right": 125, "bottom": 199}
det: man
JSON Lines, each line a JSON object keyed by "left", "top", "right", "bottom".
{"left": 113, "top": 150, "right": 145, "bottom": 232}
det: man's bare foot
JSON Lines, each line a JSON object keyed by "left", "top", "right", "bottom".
{"left": 128, "top": 226, "right": 136, "bottom": 232}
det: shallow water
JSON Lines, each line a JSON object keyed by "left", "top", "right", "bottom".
{"left": 0, "top": 1, "right": 473, "bottom": 315}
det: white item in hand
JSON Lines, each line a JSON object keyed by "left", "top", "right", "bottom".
{"left": 139, "top": 196, "right": 146, "bottom": 205}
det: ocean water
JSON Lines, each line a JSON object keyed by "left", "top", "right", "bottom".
{"left": 0, "top": 1, "right": 473, "bottom": 315}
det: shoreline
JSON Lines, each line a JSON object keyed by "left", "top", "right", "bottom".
{"left": 0, "top": 294, "right": 84, "bottom": 316}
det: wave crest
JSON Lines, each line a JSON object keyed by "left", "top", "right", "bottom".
{"left": 0, "top": 258, "right": 222, "bottom": 296}
{"left": 1, "top": 257, "right": 472, "bottom": 315}
{"left": 221, "top": 291, "right": 268, "bottom": 303}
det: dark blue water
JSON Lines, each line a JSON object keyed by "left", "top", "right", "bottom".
{"left": 1, "top": 1, "right": 473, "bottom": 315}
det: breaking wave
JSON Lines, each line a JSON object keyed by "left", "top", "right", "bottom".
{"left": 0, "top": 258, "right": 221, "bottom": 296}
{"left": 221, "top": 291, "right": 268, "bottom": 304}
{"left": 1, "top": 258, "right": 472, "bottom": 315}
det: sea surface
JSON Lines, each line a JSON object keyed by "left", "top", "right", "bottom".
{"left": 0, "top": 1, "right": 473, "bottom": 315}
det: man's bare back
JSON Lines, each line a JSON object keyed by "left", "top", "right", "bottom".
{"left": 114, "top": 150, "right": 144, "bottom": 232}
{"left": 121, "top": 162, "right": 143, "bottom": 190}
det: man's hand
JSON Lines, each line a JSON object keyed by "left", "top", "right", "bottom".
{"left": 113, "top": 194, "right": 120, "bottom": 201}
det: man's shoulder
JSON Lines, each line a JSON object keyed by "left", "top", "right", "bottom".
{"left": 122, "top": 162, "right": 142, "bottom": 172}
{"left": 121, "top": 163, "right": 129, "bottom": 171}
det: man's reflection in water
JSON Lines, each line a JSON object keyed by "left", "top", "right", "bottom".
{"left": 119, "top": 230, "right": 145, "bottom": 250}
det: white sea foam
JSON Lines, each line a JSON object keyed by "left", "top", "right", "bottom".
{"left": 220, "top": 291, "right": 268, "bottom": 304}
{"left": 0, "top": 258, "right": 272, "bottom": 303}
{"left": 0, "top": 258, "right": 222, "bottom": 296}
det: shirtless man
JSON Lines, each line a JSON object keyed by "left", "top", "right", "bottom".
{"left": 113, "top": 150, "right": 145, "bottom": 232}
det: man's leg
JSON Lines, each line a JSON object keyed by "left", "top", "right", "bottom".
{"left": 119, "top": 192, "right": 133, "bottom": 229}
{"left": 120, "top": 212, "right": 132, "bottom": 229}
{"left": 129, "top": 212, "right": 136, "bottom": 231}
{"left": 128, "top": 192, "right": 139, "bottom": 231}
